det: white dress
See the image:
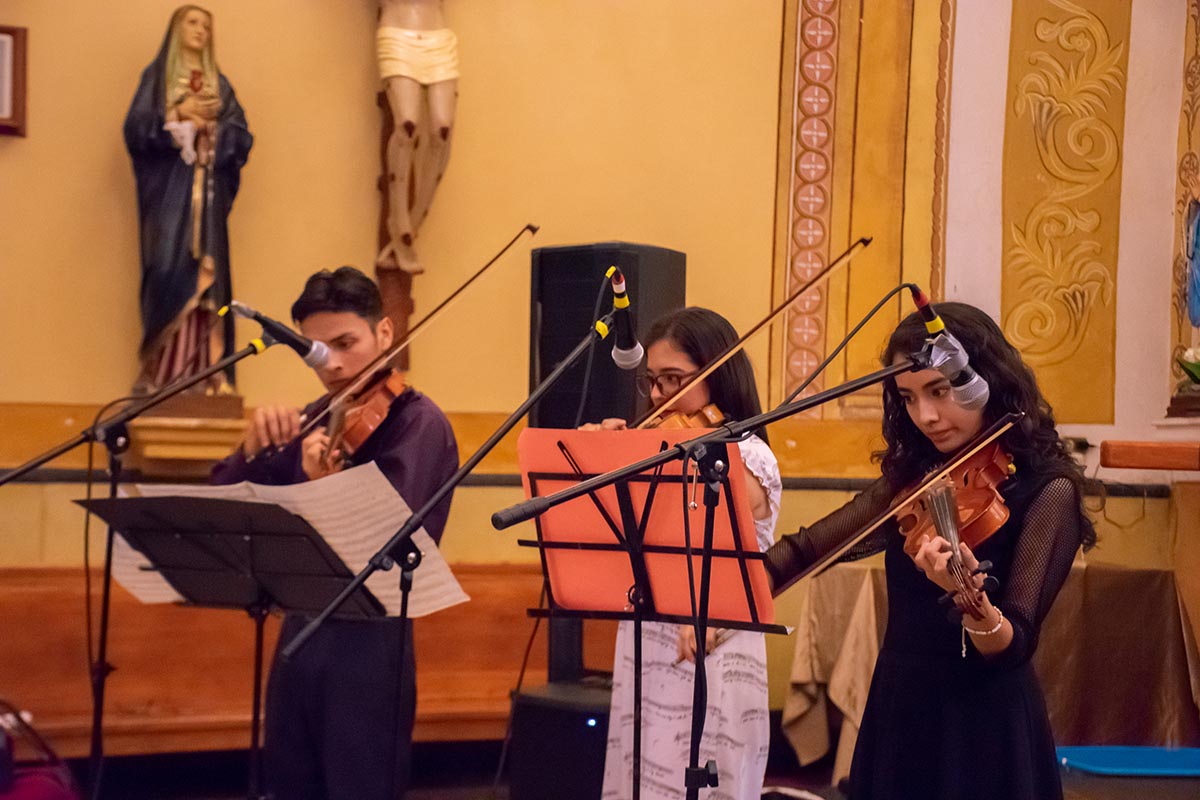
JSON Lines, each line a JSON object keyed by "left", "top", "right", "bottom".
{"left": 601, "top": 435, "right": 782, "bottom": 800}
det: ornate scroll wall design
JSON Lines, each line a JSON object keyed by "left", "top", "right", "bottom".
{"left": 782, "top": 0, "right": 839, "bottom": 416}
{"left": 1170, "top": 0, "right": 1200, "bottom": 404}
{"left": 1002, "top": 0, "right": 1128, "bottom": 423}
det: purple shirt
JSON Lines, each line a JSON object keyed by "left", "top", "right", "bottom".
{"left": 211, "top": 389, "right": 459, "bottom": 543}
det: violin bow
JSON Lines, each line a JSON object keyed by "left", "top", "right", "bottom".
{"left": 634, "top": 236, "right": 872, "bottom": 429}
{"left": 772, "top": 411, "right": 1023, "bottom": 595}
{"left": 296, "top": 222, "right": 540, "bottom": 439}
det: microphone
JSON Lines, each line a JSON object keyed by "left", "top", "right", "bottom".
{"left": 906, "top": 286, "right": 990, "bottom": 411}
{"left": 607, "top": 267, "right": 644, "bottom": 370}
{"left": 228, "top": 301, "right": 330, "bottom": 369}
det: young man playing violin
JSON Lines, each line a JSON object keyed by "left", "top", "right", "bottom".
{"left": 765, "top": 302, "right": 1095, "bottom": 800}
{"left": 211, "top": 266, "right": 458, "bottom": 800}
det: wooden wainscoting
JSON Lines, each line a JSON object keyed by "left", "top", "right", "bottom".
{"left": 0, "top": 564, "right": 616, "bottom": 757}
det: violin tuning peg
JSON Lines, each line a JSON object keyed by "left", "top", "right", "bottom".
{"left": 972, "top": 560, "right": 993, "bottom": 575}
{"left": 937, "top": 590, "right": 957, "bottom": 606}
{"left": 982, "top": 575, "right": 999, "bottom": 593}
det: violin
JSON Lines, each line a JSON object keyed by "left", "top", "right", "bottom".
{"left": 894, "top": 440, "right": 1014, "bottom": 620}
{"left": 896, "top": 441, "right": 1014, "bottom": 556}
{"left": 322, "top": 369, "right": 408, "bottom": 470}
{"left": 653, "top": 403, "right": 726, "bottom": 430}
{"left": 775, "top": 413, "right": 1024, "bottom": 598}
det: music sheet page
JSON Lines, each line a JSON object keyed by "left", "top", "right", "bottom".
{"left": 112, "top": 463, "right": 469, "bottom": 617}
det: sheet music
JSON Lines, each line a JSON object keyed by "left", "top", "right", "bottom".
{"left": 110, "top": 529, "right": 185, "bottom": 604}
{"left": 251, "top": 465, "right": 469, "bottom": 618}
{"left": 112, "top": 464, "right": 468, "bottom": 618}
{"left": 108, "top": 481, "right": 256, "bottom": 605}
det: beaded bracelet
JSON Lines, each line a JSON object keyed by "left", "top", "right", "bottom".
{"left": 960, "top": 606, "right": 1004, "bottom": 658}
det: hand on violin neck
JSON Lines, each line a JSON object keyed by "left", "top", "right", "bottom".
{"left": 244, "top": 405, "right": 302, "bottom": 458}
{"left": 911, "top": 533, "right": 983, "bottom": 595}
{"left": 301, "top": 430, "right": 344, "bottom": 481}
{"left": 577, "top": 418, "right": 628, "bottom": 432}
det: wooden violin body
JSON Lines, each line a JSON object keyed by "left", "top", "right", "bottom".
{"left": 893, "top": 440, "right": 1014, "bottom": 620}
{"left": 653, "top": 403, "right": 726, "bottom": 430}
{"left": 324, "top": 369, "right": 407, "bottom": 465}
{"left": 896, "top": 441, "right": 1015, "bottom": 559}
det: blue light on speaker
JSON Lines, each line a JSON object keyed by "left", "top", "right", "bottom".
{"left": 587, "top": 718, "right": 598, "bottom": 727}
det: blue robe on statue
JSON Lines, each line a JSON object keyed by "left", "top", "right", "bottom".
{"left": 123, "top": 18, "right": 252, "bottom": 387}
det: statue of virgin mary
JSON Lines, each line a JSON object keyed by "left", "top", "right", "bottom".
{"left": 124, "top": 5, "right": 253, "bottom": 393}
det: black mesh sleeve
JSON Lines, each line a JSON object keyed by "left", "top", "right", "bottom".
{"left": 986, "top": 476, "right": 1083, "bottom": 669}
{"left": 765, "top": 476, "right": 895, "bottom": 593}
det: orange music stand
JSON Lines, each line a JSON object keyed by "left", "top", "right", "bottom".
{"left": 515, "top": 427, "right": 779, "bottom": 631}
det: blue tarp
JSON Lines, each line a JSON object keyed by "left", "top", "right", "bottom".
{"left": 1057, "top": 746, "right": 1200, "bottom": 777}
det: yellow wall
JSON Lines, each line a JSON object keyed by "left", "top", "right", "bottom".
{"left": 0, "top": 0, "right": 795, "bottom": 713}
{"left": 0, "top": 0, "right": 784, "bottom": 412}
{"left": 4, "top": 0, "right": 1179, "bottom": 719}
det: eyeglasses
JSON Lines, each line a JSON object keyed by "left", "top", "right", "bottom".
{"left": 635, "top": 370, "right": 700, "bottom": 398}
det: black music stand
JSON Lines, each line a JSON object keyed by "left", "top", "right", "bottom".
{"left": 78, "top": 496, "right": 386, "bottom": 800}
{"left": 512, "top": 428, "right": 786, "bottom": 800}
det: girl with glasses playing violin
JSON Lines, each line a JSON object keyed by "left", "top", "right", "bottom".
{"left": 583, "top": 307, "right": 782, "bottom": 800}
{"left": 765, "top": 302, "right": 1097, "bottom": 800}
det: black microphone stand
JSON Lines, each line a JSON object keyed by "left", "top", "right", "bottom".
{"left": 492, "top": 355, "right": 925, "bottom": 530}
{"left": 0, "top": 333, "right": 282, "bottom": 800}
{"left": 492, "top": 352, "right": 929, "bottom": 800}
{"left": 280, "top": 314, "right": 617, "bottom": 662}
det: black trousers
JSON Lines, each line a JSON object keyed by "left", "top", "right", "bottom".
{"left": 264, "top": 615, "right": 416, "bottom": 800}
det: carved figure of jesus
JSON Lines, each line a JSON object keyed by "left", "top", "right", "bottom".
{"left": 376, "top": 0, "right": 458, "bottom": 275}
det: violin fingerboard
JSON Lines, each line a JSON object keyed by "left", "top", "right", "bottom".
{"left": 927, "top": 482, "right": 962, "bottom": 548}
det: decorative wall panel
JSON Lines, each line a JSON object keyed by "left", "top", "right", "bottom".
{"left": 1001, "top": 0, "right": 1129, "bottom": 423}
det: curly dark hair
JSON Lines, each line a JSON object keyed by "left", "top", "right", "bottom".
{"left": 878, "top": 302, "right": 1096, "bottom": 549}
{"left": 647, "top": 307, "right": 767, "bottom": 444}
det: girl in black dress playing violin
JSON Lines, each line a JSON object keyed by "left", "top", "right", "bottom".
{"left": 766, "top": 302, "right": 1096, "bottom": 800}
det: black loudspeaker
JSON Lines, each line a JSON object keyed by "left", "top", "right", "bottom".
{"left": 529, "top": 242, "right": 687, "bottom": 682}
{"left": 530, "top": 241, "right": 687, "bottom": 430}
{"left": 509, "top": 683, "right": 612, "bottom": 800}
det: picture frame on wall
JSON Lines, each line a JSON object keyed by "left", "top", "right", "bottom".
{"left": 0, "top": 25, "right": 27, "bottom": 137}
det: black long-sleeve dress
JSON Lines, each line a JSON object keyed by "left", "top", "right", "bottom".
{"left": 765, "top": 472, "right": 1086, "bottom": 800}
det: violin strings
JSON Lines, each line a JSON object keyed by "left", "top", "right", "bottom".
{"left": 929, "top": 484, "right": 981, "bottom": 614}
